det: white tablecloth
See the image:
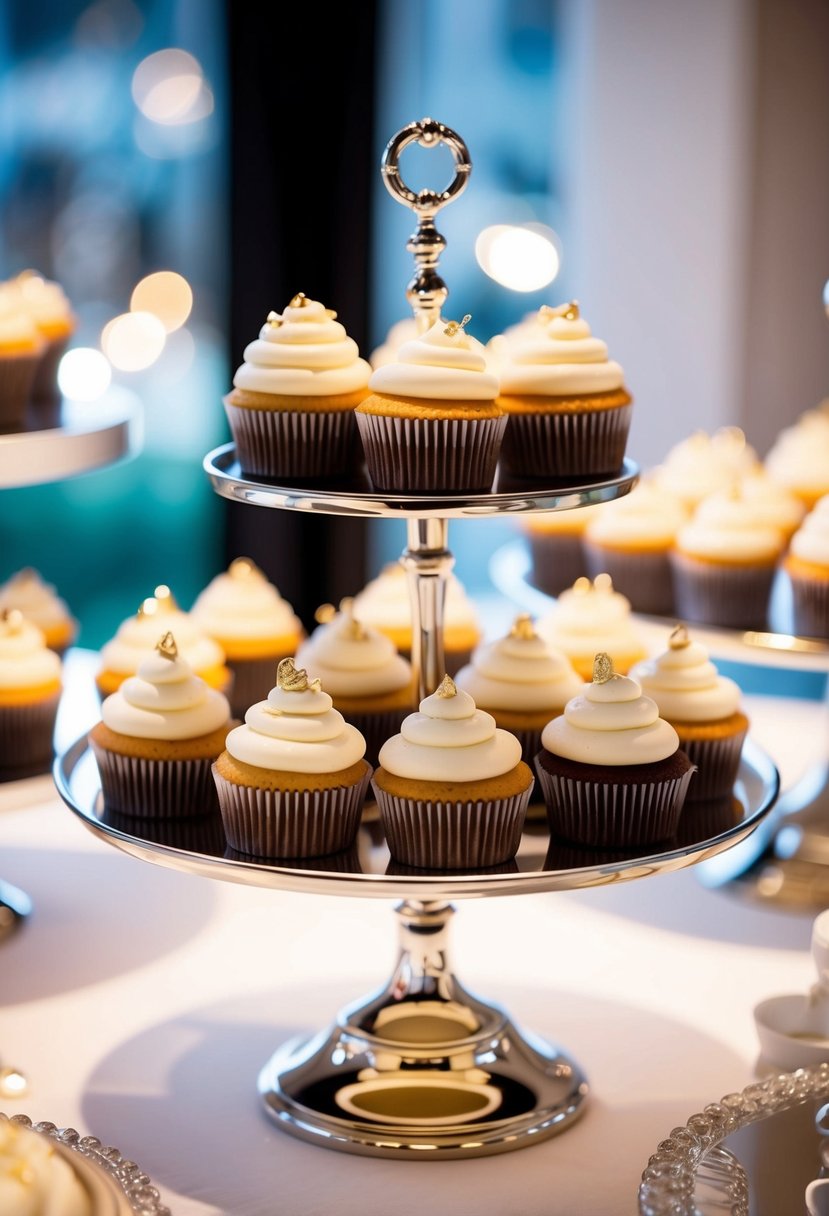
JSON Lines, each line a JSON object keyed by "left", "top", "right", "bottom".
{"left": 0, "top": 658, "right": 826, "bottom": 1215}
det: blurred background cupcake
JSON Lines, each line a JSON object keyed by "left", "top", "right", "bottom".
{"left": 784, "top": 494, "right": 829, "bottom": 638}
{"left": 536, "top": 573, "right": 647, "bottom": 678}
{"left": 764, "top": 404, "right": 829, "bottom": 510}
{"left": 0, "top": 608, "right": 62, "bottom": 781}
{"left": 6, "top": 270, "right": 76, "bottom": 405}
{"left": 651, "top": 427, "right": 759, "bottom": 513}
{"left": 0, "top": 301, "right": 44, "bottom": 430}
{"left": 520, "top": 504, "right": 599, "bottom": 597}
{"left": 0, "top": 567, "right": 77, "bottom": 656}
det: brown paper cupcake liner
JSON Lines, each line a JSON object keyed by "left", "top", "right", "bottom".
{"left": 101, "top": 807, "right": 227, "bottom": 853}
{"left": 0, "top": 353, "right": 42, "bottom": 429}
{"left": 373, "top": 783, "right": 532, "bottom": 870}
{"left": 500, "top": 403, "right": 631, "bottom": 479}
{"left": 789, "top": 574, "right": 829, "bottom": 640}
{"left": 224, "top": 401, "right": 359, "bottom": 480}
{"left": 583, "top": 543, "right": 675, "bottom": 617}
{"left": 528, "top": 533, "right": 590, "bottom": 597}
{"left": 333, "top": 706, "right": 410, "bottom": 771}
{"left": 355, "top": 411, "right": 507, "bottom": 493}
{"left": 675, "top": 728, "right": 747, "bottom": 801}
{"left": 0, "top": 694, "right": 60, "bottom": 780}
{"left": 670, "top": 554, "right": 776, "bottom": 631}
{"left": 534, "top": 757, "right": 695, "bottom": 848}
{"left": 30, "top": 336, "right": 70, "bottom": 405}
{"left": 90, "top": 741, "right": 221, "bottom": 818}
{"left": 213, "top": 765, "right": 372, "bottom": 859}
{"left": 674, "top": 795, "right": 742, "bottom": 846}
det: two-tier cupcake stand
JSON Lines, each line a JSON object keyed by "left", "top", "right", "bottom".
{"left": 54, "top": 120, "right": 780, "bottom": 1159}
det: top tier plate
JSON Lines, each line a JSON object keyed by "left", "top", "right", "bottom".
{"left": 204, "top": 443, "right": 639, "bottom": 520}
{"left": 0, "top": 393, "right": 137, "bottom": 490}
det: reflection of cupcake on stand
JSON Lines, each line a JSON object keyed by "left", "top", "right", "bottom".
{"left": 536, "top": 573, "right": 647, "bottom": 679}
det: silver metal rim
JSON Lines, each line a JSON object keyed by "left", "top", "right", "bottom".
{"left": 0, "top": 394, "right": 136, "bottom": 489}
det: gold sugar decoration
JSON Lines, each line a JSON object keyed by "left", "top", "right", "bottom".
{"left": 593, "top": 652, "right": 614, "bottom": 684}
{"left": 155, "top": 631, "right": 178, "bottom": 661}
{"left": 510, "top": 613, "right": 536, "bottom": 641}
{"left": 593, "top": 573, "right": 614, "bottom": 594}
{"left": 266, "top": 310, "right": 282, "bottom": 328}
{"left": 573, "top": 576, "right": 592, "bottom": 595}
{"left": 435, "top": 673, "right": 457, "bottom": 699}
{"left": 277, "top": 657, "right": 321, "bottom": 693}
{"left": 153, "top": 584, "right": 177, "bottom": 611}
{"left": 669, "top": 623, "right": 691, "bottom": 650}
{"left": 289, "top": 292, "right": 309, "bottom": 308}
{"left": 538, "top": 304, "right": 557, "bottom": 322}
{"left": 315, "top": 603, "right": 337, "bottom": 625}
{"left": 1, "top": 608, "right": 24, "bottom": 632}
{"left": 551, "top": 300, "right": 580, "bottom": 322}
{"left": 138, "top": 597, "right": 158, "bottom": 618}
{"left": 229, "top": 557, "right": 259, "bottom": 580}
{"left": 443, "top": 313, "right": 472, "bottom": 337}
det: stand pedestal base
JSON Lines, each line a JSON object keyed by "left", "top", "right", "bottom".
{"left": 258, "top": 901, "right": 588, "bottom": 1158}
{"left": 0, "top": 880, "right": 31, "bottom": 942}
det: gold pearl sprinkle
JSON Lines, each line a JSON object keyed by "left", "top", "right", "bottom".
{"left": 573, "top": 577, "right": 592, "bottom": 595}
{"left": 153, "top": 584, "right": 177, "bottom": 611}
{"left": 510, "top": 614, "right": 536, "bottom": 640}
{"left": 593, "top": 573, "right": 614, "bottom": 594}
{"left": 229, "top": 557, "right": 258, "bottom": 579}
{"left": 1, "top": 608, "right": 24, "bottom": 631}
{"left": 315, "top": 603, "right": 337, "bottom": 625}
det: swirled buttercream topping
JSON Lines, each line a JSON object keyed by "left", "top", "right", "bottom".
{"left": 100, "top": 591, "right": 225, "bottom": 676}
{"left": 498, "top": 302, "right": 624, "bottom": 396}
{"left": 295, "top": 601, "right": 411, "bottom": 698}
{"left": 456, "top": 615, "right": 584, "bottom": 711}
{"left": 676, "top": 488, "right": 786, "bottom": 562}
{"left": 378, "top": 674, "right": 522, "bottom": 781}
{"left": 629, "top": 626, "right": 741, "bottom": 722}
{"left": 0, "top": 296, "right": 43, "bottom": 352}
{"left": 232, "top": 295, "right": 371, "bottom": 397}
{"left": 585, "top": 481, "right": 688, "bottom": 549}
{"left": 192, "top": 558, "right": 301, "bottom": 642}
{"left": 101, "top": 637, "right": 229, "bottom": 739}
{"left": 225, "top": 659, "right": 366, "bottom": 773}
{"left": 790, "top": 494, "right": 829, "bottom": 567}
{"left": 653, "top": 427, "right": 760, "bottom": 508}
{"left": 0, "top": 1120, "right": 92, "bottom": 1216}
{"left": 0, "top": 611, "right": 61, "bottom": 690}
{"left": 536, "top": 575, "right": 645, "bottom": 669}
{"left": 352, "top": 564, "right": 480, "bottom": 641}
{"left": 541, "top": 654, "right": 679, "bottom": 765}
{"left": 12, "top": 272, "right": 75, "bottom": 331}
{"left": 368, "top": 315, "right": 499, "bottom": 401}
{"left": 0, "top": 568, "right": 73, "bottom": 634}
{"left": 766, "top": 407, "right": 829, "bottom": 502}
{"left": 734, "top": 470, "right": 807, "bottom": 536}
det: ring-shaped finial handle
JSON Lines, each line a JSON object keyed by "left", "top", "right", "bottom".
{"left": 381, "top": 117, "right": 472, "bottom": 217}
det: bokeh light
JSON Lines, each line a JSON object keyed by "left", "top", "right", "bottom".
{"left": 131, "top": 49, "right": 213, "bottom": 126}
{"left": 130, "top": 271, "right": 193, "bottom": 332}
{"left": 57, "top": 347, "right": 112, "bottom": 400}
{"left": 824, "top": 278, "right": 829, "bottom": 317}
{"left": 475, "top": 224, "right": 561, "bottom": 292}
{"left": 101, "top": 311, "right": 166, "bottom": 371}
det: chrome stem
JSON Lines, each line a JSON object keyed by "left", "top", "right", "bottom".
{"left": 402, "top": 517, "right": 453, "bottom": 701}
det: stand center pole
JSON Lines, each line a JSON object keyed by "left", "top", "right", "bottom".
{"left": 402, "top": 517, "right": 453, "bottom": 701}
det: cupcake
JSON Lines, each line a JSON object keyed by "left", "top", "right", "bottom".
{"left": 734, "top": 469, "right": 806, "bottom": 543}
{"left": 535, "top": 652, "right": 695, "bottom": 847}
{"left": 295, "top": 599, "right": 414, "bottom": 768}
{"left": 373, "top": 674, "right": 533, "bottom": 869}
{"left": 191, "top": 557, "right": 302, "bottom": 718}
{"left": 223, "top": 293, "right": 371, "bottom": 479}
{"left": 582, "top": 480, "right": 688, "bottom": 616}
{"left": 455, "top": 613, "right": 584, "bottom": 765}
{"left": 521, "top": 504, "right": 600, "bottom": 597}
{"left": 368, "top": 317, "right": 419, "bottom": 369}
{"left": 671, "top": 486, "right": 786, "bottom": 630}
{"left": 213, "top": 657, "right": 371, "bottom": 858}
{"left": 652, "top": 427, "right": 759, "bottom": 512}
{"left": 0, "top": 1118, "right": 93, "bottom": 1215}
{"left": 536, "top": 573, "right": 648, "bottom": 679}
{"left": 90, "top": 631, "right": 232, "bottom": 819}
{"left": 352, "top": 562, "right": 481, "bottom": 674}
{"left": 355, "top": 312, "right": 506, "bottom": 493}
{"left": 0, "top": 300, "right": 44, "bottom": 429}
{"left": 630, "top": 624, "right": 749, "bottom": 799}
{"left": 765, "top": 404, "right": 829, "bottom": 509}
{"left": 11, "top": 271, "right": 76, "bottom": 404}
{"left": 96, "top": 585, "right": 230, "bottom": 699}
{"left": 784, "top": 494, "right": 829, "bottom": 638}
{"left": 0, "top": 609, "right": 62, "bottom": 781}
{"left": 496, "top": 301, "right": 632, "bottom": 479}
{"left": 0, "top": 568, "right": 78, "bottom": 655}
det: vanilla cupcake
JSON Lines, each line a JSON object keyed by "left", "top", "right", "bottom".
{"left": 535, "top": 653, "right": 695, "bottom": 847}
{"left": 191, "top": 557, "right": 302, "bottom": 717}
{"left": 352, "top": 563, "right": 481, "bottom": 674}
{"left": 90, "top": 631, "right": 232, "bottom": 818}
{"left": 652, "top": 427, "right": 759, "bottom": 512}
{"left": 224, "top": 293, "right": 371, "bottom": 479}
{"left": 785, "top": 494, "right": 829, "bottom": 637}
{"left": 213, "top": 657, "right": 371, "bottom": 858}
{"left": 0, "top": 609, "right": 62, "bottom": 780}
{"left": 296, "top": 599, "right": 414, "bottom": 767}
{"left": 455, "top": 614, "right": 584, "bottom": 764}
{"left": 521, "top": 504, "right": 600, "bottom": 597}
{"left": 735, "top": 469, "right": 806, "bottom": 542}
{"left": 369, "top": 317, "right": 419, "bottom": 369}
{"left": 0, "top": 1118, "right": 92, "bottom": 1215}
{"left": 0, "top": 300, "right": 44, "bottom": 428}
{"left": 496, "top": 301, "right": 632, "bottom": 478}
{"left": 96, "top": 585, "right": 230, "bottom": 700}
{"left": 0, "top": 568, "right": 77, "bottom": 655}
{"left": 11, "top": 271, "right": 76, "bottom": 404}
{"left": 583, "top": 480, "right": 688, "bottom": 616}
{"left": 671, "top": 487, "right": 786, "bottom": 630}
{"left": 373, "top": 674, "right": 534, "bottom": 869}
{"left": 356, "top": 313, "right": 505, "bottom": 493}
{"left": 765, "top": 404, "right": 829, "bottom": 509}
{"left": 630, "top": 624, "right": 748, "bottom": 799}
{"left": 536, "top": 573, "right": 647, "bottom": 679}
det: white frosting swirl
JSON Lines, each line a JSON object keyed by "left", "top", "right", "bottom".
{"left": 0, "top": 616, "right": 61, "bottom": 690}
{"left": 630, "top": 634, "right": 741, "bottom": 722}
{"left": 498, "top": 306, "right": 624, "bottom": 395}
{"left": 368, "top": 317, "right": 499, "bottom": 401}
{"left": 0, "top": 295, "right": 42, "bottom": 350}
{"left": 226, "top": 674, "right": 366, "bottom": 773}
{"left": 652, "top": 427, "right": 760, "bottom": 509}
{"left": 585, "top": 481, "right": 688, "bottom": 549}
{"left": 100, "top": 599, "right": 225, "bottom": 676}
{"left": 191, "top": 559, "right": 301, "bottom": 642}
{"left": 0, "top": 569, "right": 73, "bottom": 634}
{"left": 537, "top": 576, "right": 641, "bottom": 647}
{"left": 766, "top": 406, "right": 829, "bottom": 502}
{"left": 295, "top": 608, "right": 411, "bottom": 698}
{"left": 455, "top": 622, "right": 584, "bottom": 711}
{"left": 790, "top": 494, "right": 829, "bottom": 567}
{"left": 12, "top": 273, "right": 74, "bottom": 330}
{"left": 102, "top": 650, "right": 229, "bottom": 739}
{"left": 676, "top": 490, "right": 785, "bottom": 562}
{"left": 352, "top": 565, "right": 479, "bottom": 640}
{"left": 378, "top": 680, "right": 521, "bottom": 781}
{"left": 541, "top": 670, "right": 679, "bottom": 765}
{"left": 232, "top": 296, "right": 370, "bottom": 397}
{"left": 734, "top": 470, "right": 807, "bottom": 536}
{"left": 0, "top": 1121, "right": 91, "bottom": 1216}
